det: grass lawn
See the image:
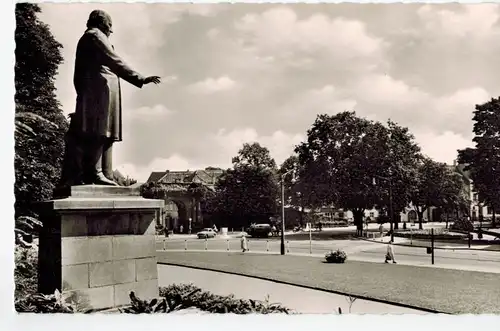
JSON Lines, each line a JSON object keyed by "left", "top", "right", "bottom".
{"left": 157, "top": 251, "right": 500, "bottom": 314}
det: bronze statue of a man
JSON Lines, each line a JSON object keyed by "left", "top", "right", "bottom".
{"left": 59, "top": 10, "right": 161, "bottom": 187}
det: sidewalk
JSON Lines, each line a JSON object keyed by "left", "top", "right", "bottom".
{"left": 159, "top": 264, "right": 425, "bottom": 314}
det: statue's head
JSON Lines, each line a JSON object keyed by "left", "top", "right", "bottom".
{"left": 87, "top": 10, "right": 113, "bottom": 37}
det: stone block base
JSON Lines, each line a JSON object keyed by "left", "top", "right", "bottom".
{"left": 38, "top": 185, "right": 164, "bottom": 311}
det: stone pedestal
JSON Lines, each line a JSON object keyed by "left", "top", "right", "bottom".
{"left": 37, "top": 185, "right": 164, "bottom": 311}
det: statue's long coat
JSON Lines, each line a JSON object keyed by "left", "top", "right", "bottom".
{"left": 73, "top": 27, "right": 145, "bottom": 141}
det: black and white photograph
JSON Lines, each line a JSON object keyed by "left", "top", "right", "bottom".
{"left": 11, "top": 1, "right": 500, "bottom": 317}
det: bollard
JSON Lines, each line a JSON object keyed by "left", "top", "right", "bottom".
{"left": 266, "top": 240, "right": 269, "bottom": 252}
{"left": 205, "top": 238, "right": 208, "bottom": 250}
{"left": 431, "top": 228, "right": 435, "bottom": 265}
{"left": 226, "top": 239, "right": 230, "bottom": 251}
{"left": 184, "top": 239, "right": 187, "bottom": 251}
{"left": 410, "top": 229, "right": 413, "bottom": 246}
{"left": 468, "top": 232, "right": 471, "bottom": 248}
{"left": 163, "top": 239, "right": 167, "bottom": 251}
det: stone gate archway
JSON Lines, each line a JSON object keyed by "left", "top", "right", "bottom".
{"left": 146, "top": 169, "right": 223, "bottom": 233}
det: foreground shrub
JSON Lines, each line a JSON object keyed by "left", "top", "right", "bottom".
{"left": 450, "top": 219, "right": 474, "bottom": 232}
{"left": 15, "top": 290, "right": 76, "bottom": 313}
{"left": 159, "top": 284, "right": 292, "bottom": 314}
{"left": 325, "top": 249, "right": 347, "bottom": 264}
{"left": 120, "top": 288, "right": 201, "bottom": 313}
{"left": 15, "top": 245, "right": 38, "bottom": 299}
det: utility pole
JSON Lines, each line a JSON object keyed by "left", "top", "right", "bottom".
{"left": 281, "top": 173, "right": 285, "bottom": 255}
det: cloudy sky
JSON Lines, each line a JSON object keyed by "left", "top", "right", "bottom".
{"left": 38, "top": 3, "right": 499, "bottom": 182}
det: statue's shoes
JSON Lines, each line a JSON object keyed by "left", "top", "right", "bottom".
{"left": 92, "top": 172, "right": 119, "bottom": 186}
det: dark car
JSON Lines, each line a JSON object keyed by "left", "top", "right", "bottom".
{"left": 247, "top": 224, "right": 273, "bottom": 238}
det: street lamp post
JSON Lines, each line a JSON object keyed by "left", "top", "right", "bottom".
{"left": 280, "top": 169, "right": 296, "bottom": 256}
{"left": 281, "top": 173, "right": 286, "bottom": 255}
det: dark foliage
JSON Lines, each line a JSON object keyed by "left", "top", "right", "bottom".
{"left": 159, "top": 284, "right": 292, "bottom": 314}
{"left": 205, "top": 143, "right": 279, "bottom": 228}
{"left": 325, "top": 249, "right": 348, "bottom": 263}
{"left": 15, "top": 3, "right": 68, "bottom": 216}
{"left": 15, "top": 290, "right": 75, "bottom": 313}
{"left": 458, "top": 98, "right": 500, "bottom": 225}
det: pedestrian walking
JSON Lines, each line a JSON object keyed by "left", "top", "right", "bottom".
{"left": 179, "top": 224, "right": 184, "bottom": 234}
{"left": 385, "top": 240, "right": 397, "bottom": 264}
{"left": 240, "top": 234, "right": 248, "bottom": 253}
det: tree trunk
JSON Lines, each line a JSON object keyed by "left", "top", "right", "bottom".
{"left": 352, "top": 209, "right": 364, "bottom": 236}
{"left": 493, "top": 208, "right": 496, "bottom": 228}
{"left": 299, "top": 206, "right": 304, "bottom": 226}
{"left": 416, "top": 209, "right": 424, "bottom": 230}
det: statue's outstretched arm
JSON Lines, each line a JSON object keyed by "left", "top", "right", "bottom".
{"left": 88, "top": 30, "right": 146, "bottom": 88}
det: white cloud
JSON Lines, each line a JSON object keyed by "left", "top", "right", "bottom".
{"left": 282, "top": 85, "right": 358, "bottom": 120}
{"left": 235, "top": 7, "right": 385, "bottom": 61}
{"left": 132, "top": 104, "right": 175, "bottom": 118}
{"left": 433, "top": 87, "right": 490, "bottom": 117}
{"left": 210, "top": 128, "right": 305, "bottom": 166}
{"left": 414, "top": 130, "right": 475, "bottom": 164}
{"left": 418, "top": 4, "right": 500, "bottom": 38}
{"left": 207, "top": 28, "right": 220, "bottom": 39}
{"left": 188, "top": 76, "right": 237, "bottom": 94}
{"left": 354, "top": 74, "right": 430, "bottom": 108}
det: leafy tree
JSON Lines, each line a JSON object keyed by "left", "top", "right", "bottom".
{"left": 409, "top": 158, "right": 465, "bottom": 229}
{"left": 439, "top": 171, "right": 470, "bottom": 228}
{"left": 15, "top": 3, "right": 68, "bottom": 216}
{"left": 206, "top": 144, "right": 279, "bottom": 228}
{"left": 279, "top": 155, "right": 322, "bottom": 226}
{"left": 458, "top": 97, "right": 500, "bottom": 226}
{"left": 232, "top": 142, "right": 277, "bottom": 171}
{"left": 296, "top": 112, "right": 421, "bottom": 236}
{"left": 374, "top": 121, "right": 422, "bottom": 230}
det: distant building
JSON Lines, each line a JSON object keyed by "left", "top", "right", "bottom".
{"left": 146, "top": 167, "right": 225, "bottom": 231}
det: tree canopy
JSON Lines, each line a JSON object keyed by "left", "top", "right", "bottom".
{"left": 15, "top": 3, "right": 68, "bottom": 216}
{"left": 206, "top": 143, "right": 279, "bottom": 228}
{"left": 296, "top": 112, "right": 422, "bottom": 234}
{"left": 409, "top": 158, "right": 467, "bottom": 229}
{"left": 458, "top": 97, "right": 500, "bottom": 224}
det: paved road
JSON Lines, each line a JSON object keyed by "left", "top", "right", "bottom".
{"left": 157, "top": 237, "right": 500, "bottom": 273}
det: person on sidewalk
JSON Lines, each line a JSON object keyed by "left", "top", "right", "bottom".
{"left": 240, "top": 234, "right": 248, "bottom": 253}
{"left": 385, "top": 239, "right": 397, "bottom": 264}
{"left": 379, "top": 224, "right": 384, "bottom": 241}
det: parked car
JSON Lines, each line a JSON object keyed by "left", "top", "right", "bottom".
{"left": 247, "top": 224, "right": 273, "bottom": 238}
{"left": 197, "top": 228, "right": 217, "bottom": 239}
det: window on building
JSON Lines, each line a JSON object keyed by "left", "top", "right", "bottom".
{"left": 487, "top": 206, "right": 493, "bottom": 215}
{"left": 473, "top": 193, "right": 478, "bottom": 201}
{"left": 338, "top": 212, "right": 344, "bottom": 219}
{"left": 369, "top": 212, "right": 375, "bottom": 218}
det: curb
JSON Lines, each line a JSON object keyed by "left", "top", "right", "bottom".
{"left": 157, "top": 261, "right": 447, "bottom": 315}
{"left": 358, "top": 237, "right": 500, "bottom": 252}
{"left": 157, "top": 249, "right": 500, "bottom": 274}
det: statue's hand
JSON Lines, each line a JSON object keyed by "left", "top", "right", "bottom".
{"left": 144, "top": 76, "right": 161, "bottom": 85}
